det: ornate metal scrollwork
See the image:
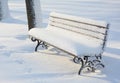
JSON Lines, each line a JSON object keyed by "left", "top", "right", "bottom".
{"left": 30, "top": 37, "right": 48, "bottom": 51}
{"left": 73, "top": 54, "right": 104, "bottom": 75}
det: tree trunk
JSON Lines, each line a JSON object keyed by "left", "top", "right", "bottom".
{"left": 25, "top": 0, "right": 42, "bottom": 30}
{"left": 0, "top": 1, "right": 2, "bottom": 20}
{"left": 0, "top": 0, "right": 10, "bottom": 20}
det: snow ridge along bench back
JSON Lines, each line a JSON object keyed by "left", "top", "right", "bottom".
{"left": 29, "top": 12, "right": 109, "bottom": 75}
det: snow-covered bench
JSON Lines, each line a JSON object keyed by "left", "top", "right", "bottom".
{"left": 29, "top": 12, "right": 109, "bottom": 75}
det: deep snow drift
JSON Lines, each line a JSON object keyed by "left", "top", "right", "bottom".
{"left": 0, "top": 0, "right": 120, "bottom": 83}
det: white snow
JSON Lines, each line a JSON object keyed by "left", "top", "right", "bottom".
{"left": 29, "top": 27, "right": 103, "bottom": 56}
{"left": 0, "top": 0, "right": 120, "bottom": 83}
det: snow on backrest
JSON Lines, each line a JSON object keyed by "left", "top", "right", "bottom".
{"left": 48, "top": 12, "right": 108, "bottom": 41}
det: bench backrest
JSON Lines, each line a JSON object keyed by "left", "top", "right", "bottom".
{"left": 48, "top": 12, "right": 109, "bottom": 51}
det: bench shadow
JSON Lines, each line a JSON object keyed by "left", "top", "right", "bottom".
{"left": 0, "top": 45, "right": 6, "bottom": 49}
{"left": 108, "top": 30, "right": 120, "bottom": 41}
{"left": 1, "top": 17, "right": 26, "bottom": 24}
{"left": 105, "top": 47, "right": 120, "bottom": 55}
{"left": 38, "top": 47, "right": 72, "bottom": 58}
{"left": 15, "top": 35, "right": 28, "bottom": 40}
{"left": 16, "top": 72, "right": 76, "bottom": 79}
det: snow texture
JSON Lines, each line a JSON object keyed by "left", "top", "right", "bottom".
{"left": 0, "top": 0, "right": 120, "bottom": 83}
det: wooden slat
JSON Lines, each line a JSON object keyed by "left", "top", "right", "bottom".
{"left": 49, "top": 17, "right": 106, "bottom": 35}
{"left": 50, "top": 13, "right": 107, "bottom": 28}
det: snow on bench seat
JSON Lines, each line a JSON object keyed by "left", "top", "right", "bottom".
{"left": 29, "top": 27, "right": 103, "bottom": 56}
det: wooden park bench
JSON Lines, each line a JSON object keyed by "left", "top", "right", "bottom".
{"left": 28, "top": 12, "right": 109, "bottom": 75}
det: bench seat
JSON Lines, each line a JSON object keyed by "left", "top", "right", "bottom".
{"left": 29, "top": 27, "right": 103, "bottom": 56}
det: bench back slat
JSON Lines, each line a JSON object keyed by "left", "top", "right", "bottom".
{"left": 49, "top": 16, "right": 106, "bottom": 34}
{"left": 48, "top": 12, "right": 108, "bottom": 41}
{"left": 49, "top": 12, "right": 107, "bottom": 28}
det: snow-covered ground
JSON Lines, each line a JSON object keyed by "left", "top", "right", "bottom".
{"left": 0, "top": 0, "right": 120, "bottom": 83}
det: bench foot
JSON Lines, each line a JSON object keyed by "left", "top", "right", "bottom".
{"left": 73, "top": 55, "right": 105, "bottom": 75}
{"left": 31, "top": 37, "right": 48, "bottom": 51}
